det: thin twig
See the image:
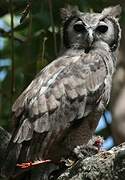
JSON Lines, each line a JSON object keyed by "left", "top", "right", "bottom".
{"left": 0, "top": 28, "right": 25, "bottom": 43}
{"left": 24, "top": 0, "right": 37, "bottom": 84}
{"left": 9, "top": 0, "right": 15, "bottom": 104}
{"left": 42, "top": 37, "right": 47, "bottom": 63}
{"left": 48, "top": 0, "right": 57, "bottom": 56}
{"left": 20, "top": 2, "right": 31, "bottom": 24}
{"left": 27, "top": 0, "right": 32, "bottom": 39}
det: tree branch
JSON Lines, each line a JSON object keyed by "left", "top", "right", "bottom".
{"left": 0, "top": 127, "right": 125, "bottom": 180}
{"left": 57, "top": 143, "right": 125, "bottom": 180}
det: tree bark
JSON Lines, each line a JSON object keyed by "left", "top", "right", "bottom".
{"left": 57, "top": 143, "right": 125, "bottom": 180}
{"left": 0, "top": 127, "right": 125, "bottom": 180}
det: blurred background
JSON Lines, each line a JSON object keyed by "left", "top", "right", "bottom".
{"left": 0, "top": 0, "right": 125, "bottom": 150}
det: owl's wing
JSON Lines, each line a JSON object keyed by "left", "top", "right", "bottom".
{"left": 2, "top": 50, "right": 107, "bottom": 177}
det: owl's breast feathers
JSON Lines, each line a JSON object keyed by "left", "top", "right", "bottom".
{"left": 2, "top": 48, "right": 114, "bottom": 177}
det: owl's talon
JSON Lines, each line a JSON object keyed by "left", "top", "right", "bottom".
{"left": 65, "top": 159, "right": 76, "bottom": 167}
{"left": 73, "top": 136, "right": 104, "bottom": 160}
{"left": 73, "top": 146, "right": 85, "bottom": 159}
{"left": 60, "top": 158, "right": 76, "bottom": 167}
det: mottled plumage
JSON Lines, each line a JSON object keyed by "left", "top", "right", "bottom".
{"left": 1, "top": 5, "right": 121, "bottom": 178}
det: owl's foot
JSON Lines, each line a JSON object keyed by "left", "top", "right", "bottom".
{"left": 73, "top": 136, "right": 104, "bottom": 160}
{"left": 16, "top": 159, "right": 52, "bottom": 169}
{"left": 60, "top": 158, "right": 76, "bottom": 167}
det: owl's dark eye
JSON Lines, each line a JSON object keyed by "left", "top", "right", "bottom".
{"left": 96, "top": 25, "right": 108, "bottom": 33}
{"left": 74, "top": 24, "right": 86, "bottom": 33}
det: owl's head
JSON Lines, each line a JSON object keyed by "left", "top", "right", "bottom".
{"left": 61, "top": 5, "right": 121, "bottom": 52}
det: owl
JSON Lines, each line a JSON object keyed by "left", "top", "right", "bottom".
{"left": 1, "top": 5, "right": 121, "bottom": 179}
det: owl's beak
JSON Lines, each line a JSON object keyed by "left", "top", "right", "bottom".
{"left": 87, "top": 28, "right": 94, "bottom": 47}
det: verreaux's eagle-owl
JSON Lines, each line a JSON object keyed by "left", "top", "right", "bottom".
{"left": 1, "top": 5, "right": 121, "bottom": 178}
